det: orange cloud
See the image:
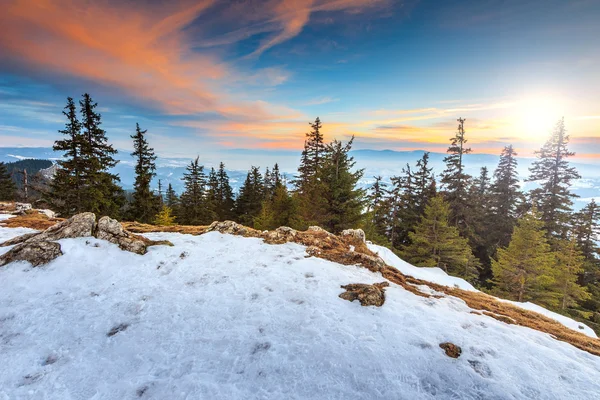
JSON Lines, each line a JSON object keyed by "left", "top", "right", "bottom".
{"left": 0, "top": 0, "right": 288, "bottom": 120}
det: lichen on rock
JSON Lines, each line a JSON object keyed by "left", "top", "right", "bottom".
{"left": 0, "top": 240, "right": 62, "bottom": 267}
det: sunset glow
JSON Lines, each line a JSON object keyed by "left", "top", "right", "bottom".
{"left": 0, "top": 0, "right": 598, "bottom": 160}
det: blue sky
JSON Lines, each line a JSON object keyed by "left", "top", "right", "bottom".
{"left": 0, "top": 0, "right": 598, "bottom": 160}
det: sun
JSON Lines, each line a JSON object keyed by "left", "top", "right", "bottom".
{"left": 517, "top": 96, "right": 564, "bottom": 141}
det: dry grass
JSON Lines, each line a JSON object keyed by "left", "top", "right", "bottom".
{"left": 122, "top": 221, "right": 208, "bottom": 235}
{"left": 0, "top": 202, "right": 16, "bottom": 213}
{"left": 4, "top": 216, "right": 600, "bottom": 356}
{"left": 0, "top": 211, "right": 64, "bottom": 230}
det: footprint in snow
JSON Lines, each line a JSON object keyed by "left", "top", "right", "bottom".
{"left": 468, "top": 360, "right": 492, "bottom": 378}
{"left": 107, "top": 323, "right": 129, "bottom": 337}
{"left": 251, "top": 342, "right": 271, "bottom": 355}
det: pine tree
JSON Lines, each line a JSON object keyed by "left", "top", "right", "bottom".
{"left": 402, "top": 195, "right": 479, "bottom": 281}
{"left": 206, "top": 167, "right": 219, "bottom": 220}
{"left": 165, "top": 183, "right": 179, "bottom": 209}
{"left": 554, "top": 238, "right": 590, "bottom": 310}
{"left": 363, "top": 176, "right": 390, "bottom": 242}
{"left": 572, "top": 200, "right": 600, "bottom": 311}
{"left": 215, "top": 162, "right": 235, "bottom": 221}
{"left": 412, "top": 152, "right": 436, "bottom": 216}
{"left": 0, "top": 162, "right": 16, "bottom": 201}
{"left": 294, "top": 117, "right": 325, "bottom": 191}
{"left": 179, "top": 157, "right": 210, "bottom": 225}
{"left": 294, "top": 118, "right": 328, "bottom": 228}
{"left": 78, "top": 93, "right": 123, "bottom": 217}
{"left": 491, "top": 210, "right": 556, "bottom": 303}
{"left": 235, "top": 166, "right": 264, "bottom": 226}
{"left": 130, "top": 123, "right": 158, "bottom": 223}
{"left": 320, "top": 137, "right": 366, "bottom": 233}
{"left": 441, "top": 118, "right": 472, "bottom": 230}
{"left": 388, "top": 164, "right": 418, "bottom": 247}
{"left": 527, "top": 118, "right": 581, "bottom": 239}
{"left": 468, "top": 166, "right": 494, "bottom": 282}
{"left": 489, "top": 145, "right": 521, "bottom": 248}
{"left": 154, "top": 205, "right": 176, "bottom": 226}
{"left": 48, "top": 97, "right": 84, "bottom": 215}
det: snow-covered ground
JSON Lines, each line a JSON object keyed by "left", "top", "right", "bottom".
{"left": 1, "top": 224, "right": 600, "bottom": 399}
{"left": 369, "top": 243, "right": 598, "bottom": 339}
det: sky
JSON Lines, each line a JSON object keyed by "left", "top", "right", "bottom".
{"left": 0, "top": 0, "right": 599, "bottom": 161}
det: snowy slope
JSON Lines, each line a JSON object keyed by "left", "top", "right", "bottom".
{"left": 1, "top": 226, "right": 600, "bottom": 399}
{"left": 368, "top": 243, "right": 598, "bottom": 339}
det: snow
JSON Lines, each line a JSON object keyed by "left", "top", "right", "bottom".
{"left": 368, "top": 242, "right": 598, "bottom": 339}
{"left": 368, "top": 243, "right": 477, "bottom": 291}
{"left": 1, "top": 226, "right": 600, "bottom": 399}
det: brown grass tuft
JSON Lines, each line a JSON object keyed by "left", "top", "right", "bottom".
{"left": 122, "top": 221, "right": 208, "bottom": 235}
{"left": 0, "top": 212, "right": 64, "bottom": 230}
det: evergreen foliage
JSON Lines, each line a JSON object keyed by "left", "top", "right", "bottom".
{"left": 489, "top": 145, "right": 521, "bottom": 248}
{"left": 49, "top": 94, "right": 123, "bottom": 217}
{"left": 440, "top": 118, "right": 472, "bottom": 230}
{"left": 154, "top": 205, "right": 176, "bottom": 226}
{"left": 491, "top": 210, "right": 556, "bottom": 304}
{"left": 528, "top": 118, "right": 581, "bottom": 239}
{"left": 0, "top": 162, "right": 16, "bottom": 201}
{"left": 320, "top": 137, "right": 366, "bottom": 233}
{"left": 179, "top": 157, "right": 212, "bottom": 225}
{"left": 130, "top": 123, "right": 158, "bottom": 223}
{"left": 402, "top": 195, "right": 479, "bottom": 281}
{"left": 554, "top": 238, "right": 590, "bottom": 310}
{"left": 235, "top": 166, "right": 264, "bottom": 226}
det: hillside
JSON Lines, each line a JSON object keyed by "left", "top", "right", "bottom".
{"left": 1, "top": 215, "right": 600, "bottom": 399}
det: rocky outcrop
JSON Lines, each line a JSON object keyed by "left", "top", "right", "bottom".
{"left": 206, "top": 220, "right": 254, "bottom": 236}
{"left": 0, "top": 213, "right": 96, "bottom": 248}
{"left": 96, "top": 216, "right": 147, "bottom": 255}
{"left": 439, "top": 342, "right": 462, "bottom": 358}
{"left": 0, "top": 241, "right": 62, "bottom": 267}
{"left": 340, "top": 229, "right": 366, "bottom": 244}
{"left": 0, "top": 213, "right": 168, "bottom": 267}
{"left": 339, "top": 282, "right": 389, "bottom": 307}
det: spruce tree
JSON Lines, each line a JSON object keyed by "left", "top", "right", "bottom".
{"left": 130, "top": 123, "right": 158, "bottom": 223}
{"left": 572, "top": 200, "right": 600, "bottom": 311}
{"left": 0, "top": 162, "right": 16, "bottom": 201}
{"left": 320, "top": 137, "right": 366, "bottom": 233}
{"left": 79, "top": 93, "right": 123, "bottom": 217}
{"left": 216, "top": 162, "right": 235, "bottom": 221}
{"left": 293, "top": 118, "right": 328, "bottom": 228}
{"left": 364, "top": 176, "right": 390, "bottom": 242}
{"left": 154, "top": 205, "right": 176, "bottom": 226}
{"left": 527, "top": 118, "right": 581, "bottom": 239}
{"left": 179, "top": 157, "right": 210, "bottom": 225}
{"left": 402, "top": 195, "right": 479, "bottom": 281}
{"left": 440, "top": 118, "right": 472, "bottom": 230}
{"left": 554, "top": 238, "right": 590, "bottom": 310}
{"left": 165, "top": 183, "right": 179, "bottom": 209}
{"left": 235, "top": 166, "right": 264, "bottom": 226}
{"left": 49, "top": 97, "right": 84, "bottom": 215}
{"left": 206, "top": 167, "right": 219, "bottom": 220}
{"left": 491, "top": 210, "right": 556, "bottom": 303}
{"left": 413, "top": 152, "right": 436, "bottom": 216}
{"left": 489, "top": 145, "right": 521, "bottom": 248}
{"left": 255, "top": 165, "right": 294, "bottom": 230}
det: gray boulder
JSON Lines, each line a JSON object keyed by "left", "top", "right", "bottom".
{"left": 0, "top": 241, "right": 62, "bottom": 267}
{"left": 96, "top": 216, "right": 147, "bottom": 255}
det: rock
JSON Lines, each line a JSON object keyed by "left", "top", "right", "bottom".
{"left": 96, "top": 216, "right": 147, "bottom": 255}
{"left": 439, "top": 342, "right": 462, "bottom": 358}
{"left": 0, "top": 212, "right": 96, "bottom": 247}
{"left": 0, "top": 232, "right": 40, "bottom": 247}
{"left": 37, "top": 209, "right": 57, "bottom": 219}
{"left": 339, "top": 282, "right": 389, "bottom": 307}
{"left": 263, "top": 226, "right": 298, "bottom": 244}
{"left": 206, "top": 221, "right": 251, "bottom": 235}
{"left": 15, "top": 203, "right": 32, "bottom": 213}
{"left": 340, "top": 229, "right": 366, "bottom": 243}
{"left": 0, "top": 240, "right": 62, "bottom": 267}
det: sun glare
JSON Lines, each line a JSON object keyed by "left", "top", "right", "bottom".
{"left": 518, "top": 96, "right": 564, "bottom": 141}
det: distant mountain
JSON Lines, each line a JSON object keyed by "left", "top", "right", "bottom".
{"left": 1, "top": 147, "right": 598, "bottom": 203}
